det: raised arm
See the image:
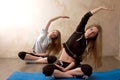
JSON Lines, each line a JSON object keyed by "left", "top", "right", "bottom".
{"left": 45, "top": 16, "right": 69, "bottom": 31}
{"left": 90, "top": 6, "right": 112, "bottom": 14}
{"left": 76, "top": 6, "right": 111, "bottom": 32}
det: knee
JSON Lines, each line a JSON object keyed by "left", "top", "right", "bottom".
{"left": 42, "top": 64, "right": 56, "bottom": 76}
{"left": 47, "top": 56, "right": 57, "bottom": 64}
{"left": 81, "top": 64, "right": 93, "bottom": 77}
{"left": 18, "top": 51, "right": 27, "bottom": 60}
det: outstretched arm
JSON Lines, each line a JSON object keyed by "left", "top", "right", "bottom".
{"left": 76, "top": 6, "right": 112, "bottom": 32}
{"left": 90, "top": 6, "right": 112, "bottom": 14}
{"left": 45, "top": 16, "right": 69, "bottom": 31}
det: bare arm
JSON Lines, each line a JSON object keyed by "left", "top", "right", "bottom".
{"left": 55, "top": 62, "right": 75, "bottom": 72}
{"left": 45, "top": 16, "right": 69, "bottom": 31}
{"left": 64, "top": 62, "right": 75, "bottom": 71}
{"left": 90, "top": 6, "right": 112, "bottom": 14}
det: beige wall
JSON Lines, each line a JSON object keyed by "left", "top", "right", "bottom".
{"left": 0, "top": 0, "right": 120, "bottom": 58}
{"left": 118, "top": 21, "right": 120, "bottom": 60}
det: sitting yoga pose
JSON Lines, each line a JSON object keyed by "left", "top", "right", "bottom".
{"left": 18, "top": 16, "right": 69, "bottom": 64}
{"left": 43, "top": 6, "right": 111, "bottom": 79}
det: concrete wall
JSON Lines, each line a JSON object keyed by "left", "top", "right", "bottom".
{"left": 0, "top": 0, "right": 120, "bottom": 58}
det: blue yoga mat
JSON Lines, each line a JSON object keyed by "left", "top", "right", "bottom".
{"left": 7, "top": 69, "right": 120, "bottom": 80}
{"left": 7, "top": 72, "right": 46, "bottom": 80}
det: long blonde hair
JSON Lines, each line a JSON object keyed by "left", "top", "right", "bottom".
{"left": 83, "top": 24, "right": 102, "bottom": 68}
{"left": 46, "top": 30, "right": 62, "bottom": 55}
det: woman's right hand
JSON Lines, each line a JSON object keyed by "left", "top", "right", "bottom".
{"left": 55, "top": 64, "right": 66, "bottom": 71}
{"left": 99, "top": 6, "right": 113, "bottom": 11}
{"left": 91, "top": 6, "right": 113, "bottom": 14}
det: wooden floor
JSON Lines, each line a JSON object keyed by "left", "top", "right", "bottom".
{"left": 0, "top": 56, "right": 120, "bottom": 80}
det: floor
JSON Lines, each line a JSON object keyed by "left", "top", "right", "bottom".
{"left": 0, "top": 56, "right": 120, "bottom": 80}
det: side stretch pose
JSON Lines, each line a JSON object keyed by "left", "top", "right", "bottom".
{"left": 18, "top": 16, "right": 69, "bottom": 64}
{"left": 43, "top": 6, "right": 111, "bottom": 79}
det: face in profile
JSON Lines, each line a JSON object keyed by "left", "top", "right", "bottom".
{"left": 85, "top": 26, "right": 98, "bottom": 39}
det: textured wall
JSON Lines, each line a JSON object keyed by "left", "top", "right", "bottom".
{"left": 0, "top": 0, "right": 120, "bottom": 58}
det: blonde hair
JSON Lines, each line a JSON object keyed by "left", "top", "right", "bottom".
{"left": 83, "top": 24, "right": 102, "bottom": 68}
{"left": 46, "top": 30, "right": 62, "bottom": 55}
